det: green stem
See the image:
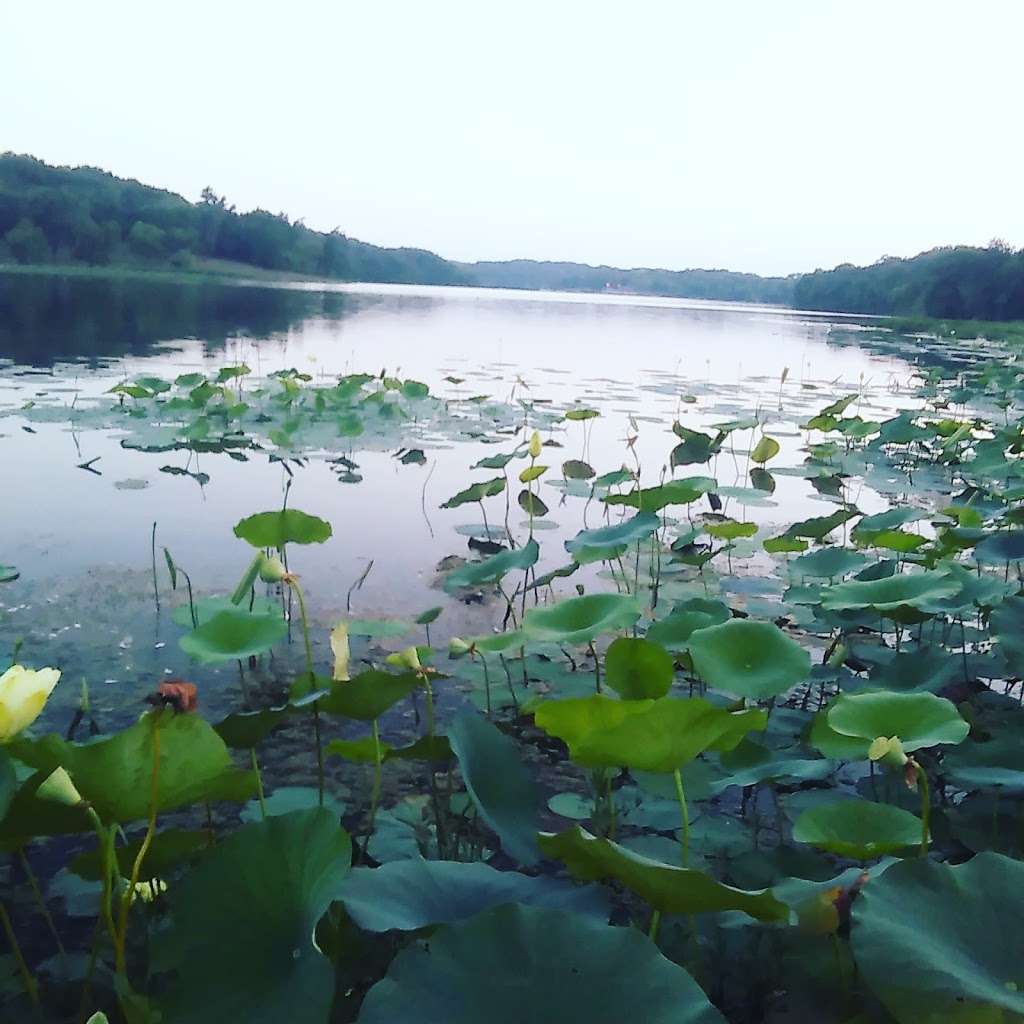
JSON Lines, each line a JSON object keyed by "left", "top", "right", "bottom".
{"left": 289, "top": 579, "right": 323, "bottom": 806}
{"left": 367, "top": 719, "right": 383, "bottom": 841}
{"left": 116, "top": 713, "right": 161, "bottom": 975}
{"left": 647, "top": 908, "right": 661, "bottom": 942}
{"left": 85, "top": 808, "right": 119, "bottom": 952}
{"left": 673, "top": 768, "right": 690, "bottom": 867}
{"left": 0, "top": 899, "right": 38, "bottom": 1008}
{"left": 250, "top": 748, "right": 267, "bottom": 820}
{"left": 18, "top": 849, "right": 65, "bottom": 956}
{"left": 915, "top": 761, "right": 931, "bottom": 856}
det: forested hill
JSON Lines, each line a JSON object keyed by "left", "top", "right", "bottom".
{"left": 793, "top": 245, "right": 1024, "bottom": 320}
{"left": 0, "top": 154, "right": 791, "bottom": 303}
{"left": 0, "top": 154, "right": 464, "bottom": 286}
{"left": 460, "top": 259, "right": 794, "bottom": 304}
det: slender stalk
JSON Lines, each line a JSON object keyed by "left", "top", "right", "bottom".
{"left": 589, "top": 641, "right": 602, "bottom": 694}
{"left": 150, "top": 521, "right": 160, "bottom": 612}
{"left": 18, "top": 849, "right": 65, "bottom": 956}
{"left": 85, "top": 808, "right": 119, "bottom": 951}
{"left": 116, "top": 714, "right": 161, "bottom": 975}
{"left": 647, "top": 909, "right": 661, "bottom": 942}
{"left": 915, "top": 761, "right": 931, "bottom": 856}
{"left": 250, "top": 748, "right": 267, "bottom": 820}
{"left": 673, "top": 768, "right": 690, "bottom": 867}
{"left": 289, "top": 578, "right": 324, "bottom": 806}
{"left": 367, "top": 719, "right": 384, "bottom": 843}
{"left": 0, "top": 899, "right": 38, "bottom": 1008}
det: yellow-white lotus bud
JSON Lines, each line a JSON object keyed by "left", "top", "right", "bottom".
{"left": 0, "top": 665, "right": 61, "bottom": 742}
{"left": 528, "top": 430, "right": 542, "bottom": 459}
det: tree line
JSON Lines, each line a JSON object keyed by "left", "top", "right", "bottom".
{"left": 4, "top": 153, "right": 1024, "bottom": 320}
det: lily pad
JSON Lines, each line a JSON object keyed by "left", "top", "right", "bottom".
{"left": 448, "top": 712, "right": 540, "bottom": 865}
{"left": 444, "top": 539, "right": 538, "bottom": 591}
{"left": 356, "top": 903, "right": 725, "bottom": 1023}
{"left": 180, "top": 608, "right": 288, "bottom": 663}
{"left": 688, "top": 619, "right": 810, "bottom": 699}
{"left": 523, "top": 593, "right": 641, "bottom": 646}
{"left": 154, "top": 809, "right": 352, "bottom": 1024}
{"left": 792, "top": 800, "right": 923, "bottom": 859}
{"left": 233, "top": 508, "right": 333, "bottom": 548}
{"left": 340, "top": 859, "right": 609, "bottom": 931}
{"left": 603, "top": 637, "right": 673, "bottom": 700}
{"left": 852, "top": 853, "right": 1024, "bottom": 1023}
{"left": 824, "top": 691, "right": 969, "bottom": 755}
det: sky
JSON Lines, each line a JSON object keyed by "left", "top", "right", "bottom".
{"left": 3, "top": 1, "right": 1022, "bottom": 277}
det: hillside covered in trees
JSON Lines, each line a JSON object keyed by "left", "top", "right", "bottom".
{"left": 0, "top": 154, "right": 794, "bottom": 303}
{"left": 0, "top": 153, "right": 464, "bottom": 286}
{"left": 793, "top": 244, "right": 1024, "bottom": 320}
{"left": 4, "top": 154, "right": 1024, "bottom": 321}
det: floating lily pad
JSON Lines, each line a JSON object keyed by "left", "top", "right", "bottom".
{"left": 233, "top": 508, "right": 333, "bottom": 548}
{"left": 180, "top": 608, "right": 288, "bottom": 663}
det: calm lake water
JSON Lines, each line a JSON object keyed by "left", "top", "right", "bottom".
{"left": 0, "top": 271, "right": 935, "bottom": 731}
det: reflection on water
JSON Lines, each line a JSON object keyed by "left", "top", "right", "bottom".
{"left": 0, "top": 271, "right": 936, "bottom": 731}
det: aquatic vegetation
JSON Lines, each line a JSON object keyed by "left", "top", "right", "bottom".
{"left": 4, "top": 332, "right": 1024, "bottom": 1024}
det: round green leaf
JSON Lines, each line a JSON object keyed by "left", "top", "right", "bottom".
{"left": 792, "top": 800, "right": 923, "bottom": 859}
{"left": 233, "top": 508, "right": 333, "bottom": 548}
{"left": 153, "top": 809, "right": 352, "bottom": 1024}
{"left": 357, "top": 903, "right": 725, "bottom": 1024}
{"left": 604, "top": 637, "right": 673, "bottom": 700}
{"left": 340, "top": 859, "right": 608, "bottom": 931}
{"left": 523, "top": 594, "right": 641, "bottom": 646}
{"left": 820, "top": 571, "right": 960, "bottom": 613}
{"left": 688, "top": 620, "right": 810, "bottom": 699}
{"left": 852, "top": 854, "right": 1024, "bottom": 1022}
{"left": 826, "top": 691, "right": 969, "bottom": 752}
{"left": 180, "top": 609, "right": 287, "bottom": 663}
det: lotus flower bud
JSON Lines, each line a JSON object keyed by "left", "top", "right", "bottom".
{"left": 387, "top": 646, "right": 423, "bottom": 672}
{"left": 0, "top": 664, "right": 61, "bottom": 742}
{"left": 258, "top": 554, "right": 288, "bottom": 583}
{"left": 528, "top": 430, "right": 542, "bottom": 459}
{"left": 868, "top": 735, "right": 908, "bottom": 770}
{"left": 330, "top": 622, "right": 351, "bottom": 682}
{"left": 36, "top": 766, "right": 83, "bottom": 807}
{"left": 449, "top": 637, "right": 472, "bottom": 658}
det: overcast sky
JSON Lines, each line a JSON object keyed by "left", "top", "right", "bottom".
{"left": 3, "top": 1, "right": 1021, "bottom": 276}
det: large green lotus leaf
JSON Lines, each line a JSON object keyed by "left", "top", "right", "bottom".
{"left": 318, "top": 670, "right": 420, "bottom": 722}
{"left": 819, "top": 571, "right": 960, "bottom": 613}
{"left": 604, "top": 637, "right": 673, "bottom": 700}
{"left": 792, "top": 800, "right": 923, "bottom": 859}
{"left": 522, "top": 593, "right": 641, "bottom": 645}
{"left": 170, "top": 595, "right": 281, "bottom": 629}
{"left": 443, "top": 539, "right": 538, "bottom": 591}
{"left": 232, "top": 508, "right": 333, "bottom": 547}
{"left": 712, "top": 739, "right": 833, "bottom": 793}
{"left": 448, "top": 712, "right": 540, "bottom": 865}
{"left": 975, "top": 530, "right": 1024, "bottom": 564}
{"left": 604, "top": 477, "right": 717, "bottom": 512}
{"left": 852, "top": 853, "right": 1024, "bottom": 1023}
{"left": 688, "top": 620, "right": 810, "bottom": 699}
{"left": 539, "top": 826, "right": 787, "bottom": 921}
{"left": 790, "top": 547, "right": 868, "bottom": 579}
{"left": 356, "top": 903, "right": 724, "bottom": 1024}
{"left": 340, "top": 859, "right": 608, "bottom": 931}
{"left": 826, "top": 691, "right": 968, "bottom": 752}
{"left": 179, "top": 608, "right": 287, "bottom": 663}
{"left": 534, "top": 695, "right": 766, "bottom": 772}
{"left": 944, "top": 736, "right": 1024, "bottom": 794}
{"left": 647, "top": 611, "right": 719, "bottom": 651}
{"left": 153, "top": 809, "right": 352, "bottom": 1024}
{"left": 809, "top": 711, "right": 872, "bottom": 760}
{"left": 785, "top": 509, "right": 858, "bottom": 540}
{"left": 865, "top": 647, "right": 958, "bottom": 693}
{"left": 565, "top": 512, "right": 660, "bottom": 555}
{"left": 851, "top": 506, "right": 929, "bottom": 543}
{"left": 440, "top": 476, "right": 506, "bottom": 508}
{"left": 11, "top": 711, "right": 254, "bottom": 824}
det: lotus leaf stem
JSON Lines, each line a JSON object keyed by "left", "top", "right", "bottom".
{"left": 0, "top": 898, "right": 38, "bottom": 1008}
{"left": 250, "top": 748, "right": 267, "bottom": 820}
{"left": 673, "top": 768, "right": 690, "bottom": 867}
{"left": 915, "top": 761, "right": 931, "bottom": 856}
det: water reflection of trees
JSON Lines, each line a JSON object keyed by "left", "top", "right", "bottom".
{"left": 0, "top": 273, "right": 354, "bottom": 366}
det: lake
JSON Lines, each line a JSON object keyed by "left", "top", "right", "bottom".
{"left": 0, "top": 270, "right": 939, "bottom": 733}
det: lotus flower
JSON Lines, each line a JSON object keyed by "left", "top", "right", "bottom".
{"left": 0, "top": 664, "right": 60, "bottom": 742}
